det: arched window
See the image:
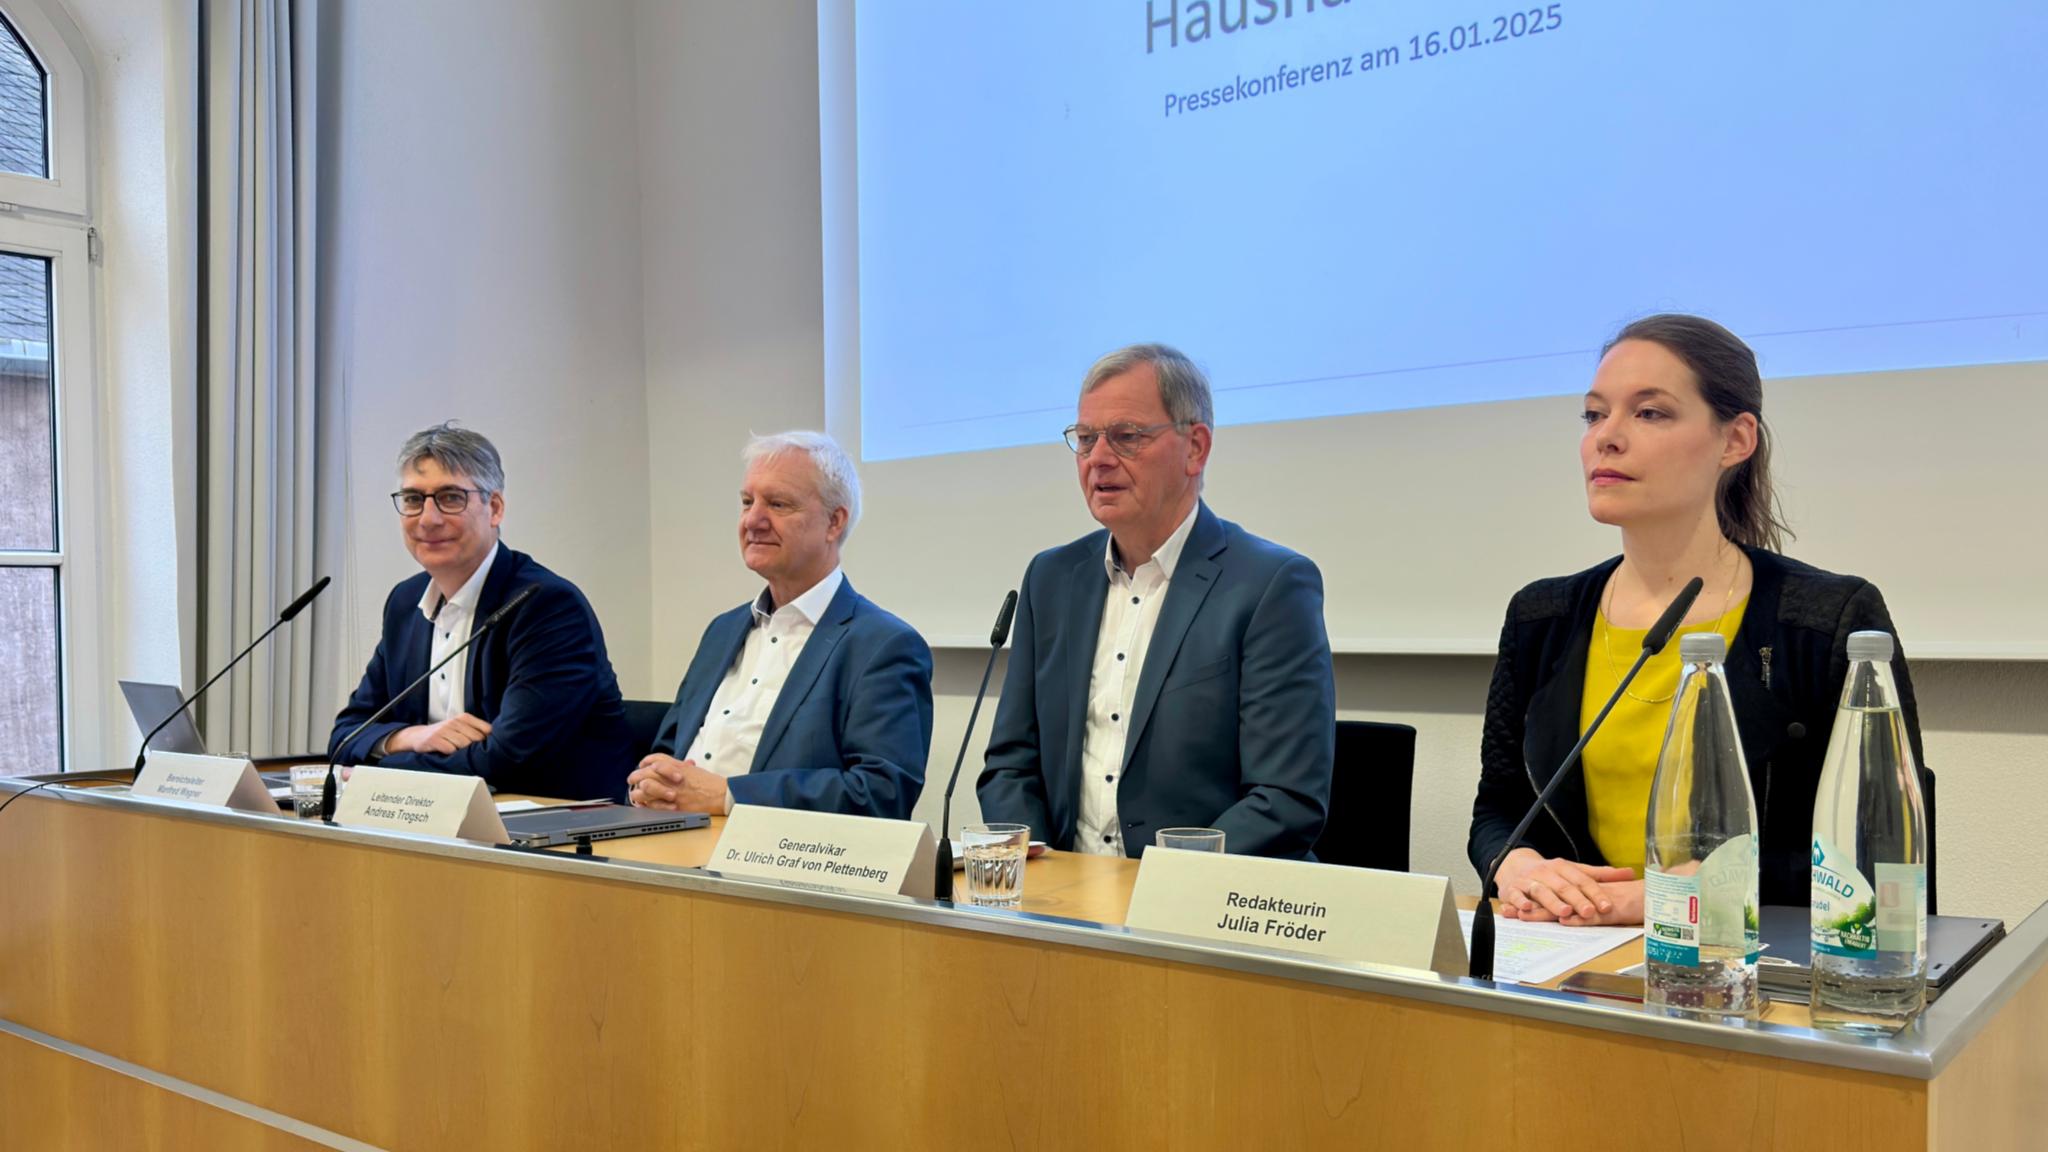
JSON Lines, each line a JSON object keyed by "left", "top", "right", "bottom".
{"left": 0, "top": 0, "right": 97, "bottom": 776}
{"left": 0, "top": 12, "right": 49, "bottom": 178}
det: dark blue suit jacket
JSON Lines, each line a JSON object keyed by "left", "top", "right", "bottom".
{"left": 977, "top": 503, "right": 1336, "bottom": 859}
{"left": 653, "top": 577, "right": 934, "bottom": 820}
{"left": 327, "top": 545, "right": 635, "bottom": 800}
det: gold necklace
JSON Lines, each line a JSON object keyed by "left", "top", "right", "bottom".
{"left": 1601, "top": 552, "right": 1740, "bottom": 705}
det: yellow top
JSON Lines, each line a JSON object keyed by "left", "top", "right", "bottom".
{"left": 1580, "top": 597, "right": 1749, "bottom": 874}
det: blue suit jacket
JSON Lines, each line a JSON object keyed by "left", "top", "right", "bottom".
{"left": 653, "top": 577, "right": 934, "bottom": 820}
{"left": 327, "top": 545, "right": 635, "bottom": 800}
{"left": 977, "top": 503, "right": 1335, "bottom": 859}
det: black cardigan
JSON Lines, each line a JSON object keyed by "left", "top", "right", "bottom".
{"left": 1467, "top": 547, "right": 1926, "bottom": 908}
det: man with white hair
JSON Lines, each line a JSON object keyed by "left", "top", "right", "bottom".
{"left": 627, "top": 431, "right": 934, "bottom": 818}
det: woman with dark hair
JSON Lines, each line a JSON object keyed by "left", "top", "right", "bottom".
{"left": 1467, "top": 313, "right": 1925, "bottom": 926}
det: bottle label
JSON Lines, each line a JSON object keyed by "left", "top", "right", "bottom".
{"left": 1645, "top": 867, "right": 1699, "bottom": 966}
{"left": 1811, "top": 837, "right": 1876, "bottom": 958}
{"left": 1875, "top": 862, "right": 1928, "bottom": 957}
{"left": 1647, "top": 835, "right": 1758, "bottom": 966}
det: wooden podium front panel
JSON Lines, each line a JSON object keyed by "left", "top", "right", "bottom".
{"left": 0, "top": 1028, "right": 322, "bottom": 1151}
{"left": 1, "top": 792, "right": 2030, "bottom": 1151}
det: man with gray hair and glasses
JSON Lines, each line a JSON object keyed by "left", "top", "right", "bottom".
{"left": 328, "top": 422, "right": 635, "bottom": 800}
{"left": 626, "top": 431, "right": 933, "bottom": 818}
{"left": 978, "top": 344, "right": 1335, "bottom": 858}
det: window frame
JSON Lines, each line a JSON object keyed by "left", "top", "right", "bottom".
{"left": 0, "top": 0, "right": 86, "bottom": 217}
{"left": 0, "top": 0, "right": 96, "bottom": 774}
{"left": 0, "top": 217, "right": 100, "bottom": 773}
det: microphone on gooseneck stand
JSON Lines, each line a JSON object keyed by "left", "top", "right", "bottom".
{"left": 1469, "top": 575, "right": 1704, "bottom": 981}
{"left": 933, "top": 590, "right": 1019, "bottom": 901}
{"left": 319, "top": 583, "right": 539, "bottom": 823}
{"left": 132, "top": 576, "right": 332, "bottom": 773}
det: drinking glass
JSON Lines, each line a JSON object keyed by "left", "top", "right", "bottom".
{"left": 961, "top": 823, "right": 1030, "bottom": 906}
{"left": 1156, "top": 827, "right": 1225, "bottom": 853}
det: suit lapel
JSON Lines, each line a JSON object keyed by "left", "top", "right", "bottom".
{"left": 1059, "top": 545, "right": 1109, "bottom": 795}
{"left": 1724, "top": 549, "right": 1794, "bottom": 810}
{"left": 464, "top": 545, "right": 522, "bottom": 713}
{"left": 1121, "top": 506, "right": 1224, "bottom": 773}
{"left": 752, "top": 580, "right": 857, "bottom": 772}
{"left": 1524, "top": 637, "right": 1588, "bottom": 800}
{"left": 395, "top": 604, "right": 432, "bottom": 712}
{"left": 670, "top": 608, "right": 753, "bottom": 752}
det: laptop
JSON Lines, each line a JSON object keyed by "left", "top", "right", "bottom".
{"left": 119, "top": 681, "right": 207, "bottom": 754}
{"left": 499, "top": 803, "right": 710, "bottom": 847}
{"left": 1756, "top": 905, "right": 2005, "bottom": 1003}
{"left": 120, "top": 680, "right": 322, "bottom": 803}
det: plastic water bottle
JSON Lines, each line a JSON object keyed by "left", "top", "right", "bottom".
{"left": 1810, "top": 630, "right": 1928, "bottom": 1032}
{"left": 1644, "top": 632, "right": 1761, "bottom": 1019}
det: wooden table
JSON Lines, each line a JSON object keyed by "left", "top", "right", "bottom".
{"left": 3, "top": 785, "right": 2043, "bottom": 1151}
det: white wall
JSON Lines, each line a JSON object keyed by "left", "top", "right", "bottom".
{"left": 634, "top": 0, "right": 826, "bottom": 698}
{"left": 322, "top": 0, "right": 653, "bottom": 696}
{"left": 632, "top": 0, "right": 2048, "bottom": 931}
{"left": 58, "top": 0, "right": 178, "bottom": 764}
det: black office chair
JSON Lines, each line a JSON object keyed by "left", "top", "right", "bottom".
{"left": 1312, "top": 720, "right": 1417, "bottom": 873}
{"left": 1922, "top": 764, "right": 1938, "bottom": 916}
{"left": 622, "top": 699, "right": 672, "bottom": 761}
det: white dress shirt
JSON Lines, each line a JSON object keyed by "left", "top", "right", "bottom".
{"left": 1074, "top": 503, "right": 1201, "bottom": 857}
{"left": 418, "top": 542, "right": 500, "bottom": 724}
{"left": 683, "top": 568, "right": 845, "bottom": 809}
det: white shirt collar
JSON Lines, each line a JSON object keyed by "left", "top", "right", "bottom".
{"left": 419, "top": 541, "right": 501, "bottom": 623}
{"left": 1104, "top": 501, "right": 1201, "bottom": 582}
{"left": 751, "top": 566, "right": 845, "bottom": 628}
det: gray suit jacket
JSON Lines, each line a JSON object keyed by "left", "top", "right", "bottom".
{"left": 976, "top": 503, "right": 1335, "bottom": 858}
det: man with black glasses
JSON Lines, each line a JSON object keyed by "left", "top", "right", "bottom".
{"left": 327, "top": 423, "right": 634, "bottom": 800}
{"left": 977, "top": 344, "right": 1336, "bottom": 859}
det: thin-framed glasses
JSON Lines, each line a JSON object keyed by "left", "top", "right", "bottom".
{"left": 391, "top": 487, "right": 487, "bottom": 516}
{"left": 1062, "top": 421, "right": 1186, "bottom": 458}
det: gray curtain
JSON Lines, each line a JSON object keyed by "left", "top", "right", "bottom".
{"left": 191, "top": 0, "right": 323, "bottom": 755}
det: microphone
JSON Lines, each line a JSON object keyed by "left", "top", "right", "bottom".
{"left": 1469, "top": 575, "right": 1703, "bottom": 981}
{"left": 933, "top": 590, "right": 1018, "bottom": 900}
{"left": 132, "top": 575, "right": 331, "bottom": 773}
{"left": 318, "top": 583, "right": 538, "bottom": 822}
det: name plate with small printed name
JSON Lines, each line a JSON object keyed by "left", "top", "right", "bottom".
{"left": 330, "top": 766, "right": 509, "bottom": 844}
{"left": 709, "top": 804, "right": 937, "bottom": 900}
{"left": 1125, "top": 848, "right": 1467, "bottom": 977}
{"left": 131, "top": 752, "right": 280, "bottom": 817}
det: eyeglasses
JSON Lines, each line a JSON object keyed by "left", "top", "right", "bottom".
{"left": 391, "top": 487, "right": 487, "bottom": 516}
{"left": 1062, "top": 421, "right": 1186, "bottom": 458}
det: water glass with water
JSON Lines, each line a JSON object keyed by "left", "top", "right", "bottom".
{"left": 1156, "top": 827, "right": 1226, "bottom": 853}
{"left": 961, "top": 823, "right": 1029, "bottom": 907}
{"left": 289, "top": 764, "right": 328, "bottom": 820}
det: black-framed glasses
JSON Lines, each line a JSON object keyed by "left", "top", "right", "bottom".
{"left": 391, "top": 487, "right": 487, "bottom": 516}
{"left": 1062, "top": 421, "right": 1186, "bottom": 458}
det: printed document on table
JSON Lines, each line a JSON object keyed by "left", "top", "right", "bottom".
{"left": 1458, "top": 910, "right": 1643, "bottom": 985}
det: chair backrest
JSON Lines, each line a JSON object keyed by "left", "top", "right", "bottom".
{"left": 1313, "top": 720, "right": 1417, "bottom": 873}
{"left": 1921, "top": 764, "right": 1938, "bottom": 916}
{"left": 621, "top": 699, "right": 672, "bottom": 763}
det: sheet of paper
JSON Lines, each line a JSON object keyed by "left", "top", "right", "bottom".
{"left": 1458, "top": 910, "right": 1643, "bottom": 985}
{"left": 495, "top": 800, "right": 546, "bottom": 814}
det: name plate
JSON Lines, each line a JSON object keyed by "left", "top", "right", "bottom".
{"left": 1125, "top": 848, "right": 1467, "bottom": 977}
{"left": 132, "top": 752, "right": 280, "bottom": 817}
{"left": 708, "top": 804, "right": 937, "bottom": 899}
{"left": 330, "top": 766, "right": 509, "bottom": 844}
